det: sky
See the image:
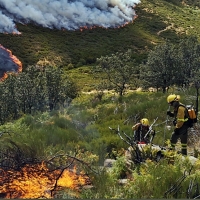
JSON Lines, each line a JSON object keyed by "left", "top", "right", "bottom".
{"left": 0, "top": 0, "right": 141, "bottom": 34}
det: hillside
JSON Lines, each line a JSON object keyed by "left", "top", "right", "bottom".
{"left": 0, "top": 0, "right": 199, "bottom": 71}
{"left": 0, "top": 1, "right": 200, "bottom": 198}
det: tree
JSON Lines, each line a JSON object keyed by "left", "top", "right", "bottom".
{"left": 141, "top": 37, "right": 200, "bottom": 92}
{"left": 1, "top": 74, "right": 20, "bottom": 119}
{"left": 94, "top": 49, "right": 139, "bottom": 97}
{"left": 0, "top": 65, "right": 78, "bottom": 124}
{"left": 175, "top": 36, "right": 200, "bottom": 87}
{"left": 140, "top": 43, "right": 176, "bottom": 93}
{"left": 15, "top": 71, "right": 38, "bottom": 114}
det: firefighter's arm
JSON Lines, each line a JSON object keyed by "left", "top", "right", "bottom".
{"left": 167, "top": 110, "right": 174, "bottom": 117}
{"left": 176, "top": 106, "right": 185, "bottom": 128}
{"left": 132, "top": 123, "right": 140, "bottom": 131}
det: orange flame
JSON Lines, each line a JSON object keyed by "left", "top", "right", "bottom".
{"left": 0, "top": 163, "right": 90, "bottom": 199}
{"left": 0, "top": 73, "right": 8, "bottom": 81}
{"left": 78, "top": 16, "right": 138, "bottom": 32}
{"left": 0, "top": 45, "right": 22, "bottom": 81}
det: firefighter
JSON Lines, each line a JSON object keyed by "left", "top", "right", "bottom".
{"left": 132, "top": 118, "right": 152, "bottom": 144}
{"left": 166, "top": 94, "right": 190, "bottom": 155}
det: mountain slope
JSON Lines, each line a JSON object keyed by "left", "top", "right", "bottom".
{"left": 0, "top": 0, "right": 199, "bottom": 70}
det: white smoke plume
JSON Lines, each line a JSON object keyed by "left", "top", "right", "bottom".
{"left": 0, "top": 0, "right": 140, "bottom": 34}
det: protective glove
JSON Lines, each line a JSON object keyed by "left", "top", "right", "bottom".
{"left": 173, "top": 119, "right": 177, "bottom": 126}
{"left": 167, "top": 111, "right": 174, "bottom": 117}
{"left": 150, "top": 129, "right": 155, "bottom": 135}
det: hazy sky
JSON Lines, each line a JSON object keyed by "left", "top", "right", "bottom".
{"left": 0, "top": 0, "right": 140, "bottom": 33}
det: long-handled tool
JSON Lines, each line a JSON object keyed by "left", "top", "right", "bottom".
{"left": 162, "top": 105, "right": 171, "bottom": 146}
{"left": 144, "top": 117, "right": 158, "bottom": 143}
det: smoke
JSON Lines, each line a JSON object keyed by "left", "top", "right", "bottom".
{"left": 0, "top": 0, "right": 140, "bottom": 34}
{"left": 0, "top": 45, "right": 21, "bottom": 77}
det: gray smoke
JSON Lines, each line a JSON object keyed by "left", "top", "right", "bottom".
{"left": 0, "top": 0, "right": 140, "bottom": 33}
{"left": 0, "top": 45, "right": 21, "bottom": 77}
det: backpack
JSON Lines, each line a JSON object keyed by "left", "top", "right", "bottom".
{"left": 180, "top": 104, "right": 198, "bottom": 127}
{"left": 186, "top": 105, "right": 197, "bottom": 127}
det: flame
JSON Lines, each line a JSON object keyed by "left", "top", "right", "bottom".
{"left": 0, "top": 73, "right": 8, "bottom": 81}
{"left": 78, "top": 15, "right": 138, "bottom": 32}
{"left": 0, "top": 45, "right": 22, "bottom": 81}
{"left": 0, "top": 163, "right": 91, "bottom": 199}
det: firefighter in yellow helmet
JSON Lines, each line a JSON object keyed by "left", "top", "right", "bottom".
{"left": 166, "top": 94, "right": 190, "bottom": 155}
{"left": 132, "top": 118, "right": 152, "bottom": 144}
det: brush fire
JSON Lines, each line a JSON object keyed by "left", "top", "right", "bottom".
{"left": 0, "top": 45, "right": 22, "bottom": 80}
{"left": 0, "top": 162, "right": 91, "bottom": 199}
{"left": 0, "top": 0, "right": 140, "bottom": 34}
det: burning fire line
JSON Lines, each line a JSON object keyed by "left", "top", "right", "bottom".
{"left": 0, "top": 45, "right": 22, "bottom": 81}
{"left": 0, "top": 0, "right": 140, "bottom": 34}
{"left": 78, "top": 15, "right": 138, "bottom": 32}
{"left": 0, "top": 162, "right": 91, "bottom": 199}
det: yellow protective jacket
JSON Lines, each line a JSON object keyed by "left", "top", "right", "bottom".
{"left": 174, "top": 103, "right": 188, "bottom": 128}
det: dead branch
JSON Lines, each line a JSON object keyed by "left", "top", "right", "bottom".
{"left": 46, "top": 153, "right": 99, "bottom": 175}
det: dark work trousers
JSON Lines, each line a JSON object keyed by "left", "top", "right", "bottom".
{"left": 170, "top": 123, "right": 189, "bottom": 155}
{"left": 134, "top": 130, "right": 149, "bottom": 143}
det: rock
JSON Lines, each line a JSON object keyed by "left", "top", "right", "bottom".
{"left": 82, "top": 185, "right": 94, "bottom": 190}
{"left": 118, "top": 179, "right": 128, "bottom": 184}
{"left": 181, "top": 155, "right": 198, "bottom": 165}
{"left": 104, "top": 159, "right": 116, "bottom": 167}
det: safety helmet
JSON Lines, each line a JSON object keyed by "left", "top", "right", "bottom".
{"left": 167, "top": 94, "right": 180, "bottom": 104}
{"left": 140, "top": 118, "right": 149, "bottom": 126}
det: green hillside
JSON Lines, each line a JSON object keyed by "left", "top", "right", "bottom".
{"left": 0, "top": 0, "right": 199, "bottom": 71}
{"left": 0, "top": 1, "right": 200, "bottom": 198}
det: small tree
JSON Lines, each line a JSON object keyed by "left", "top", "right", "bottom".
{"left": 140, "top": 43, "right": 175, "bottom": 93}
{"left": 0, "top": 65, "right": 79, "bottom": 124}
{"left": 175, "top": 36, "right": 200, "bottom": 87}
{"left": 94, "top": 49, "right": 139, "bottom": 97}
{"left": 141, "top": 37, "right": 200, "bottom": 92}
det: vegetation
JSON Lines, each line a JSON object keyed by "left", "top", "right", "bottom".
{"left": 94, "top": 49, "right": 140, "bottom": 97}
{"left": 0, "top": 37, "right": 200, "bottom": 199}
{"left": 0, "top": 0, "right": 200, "bottom": 71}
{"left": 140, "top": 36, "right": 200, "bottom": 92}
{"left": 80, "top": 155, "right": 200, "bottom": 199}
{"left": 0, "top": 66, "right": 78, "bottom": 124}
{"left": 0, "top": 89, "right": 200, "bottom": 198}
{"left": 0, "top": 0, "right": 200, "bottom": 198}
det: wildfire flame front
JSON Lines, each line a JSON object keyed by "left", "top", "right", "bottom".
{"left": 0, "top": 163, "right": 90, "bottom": 199}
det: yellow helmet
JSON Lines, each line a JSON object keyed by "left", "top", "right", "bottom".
{"left": 167, "top": 94, "right": 180, "bottom": 103}
{"left": 140, "top": 118, "right": 149, "bottom": 126}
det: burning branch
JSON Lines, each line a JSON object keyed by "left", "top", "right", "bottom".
{"left": 0, "top": 144, "right": 95, "bottom": 199}
{"left": 50, "top": 157, "right": 76, "bottom": 197}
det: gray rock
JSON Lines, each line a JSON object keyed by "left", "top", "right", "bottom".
{"left": 104, "top": 159, "right": 116, "bottom": 167}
